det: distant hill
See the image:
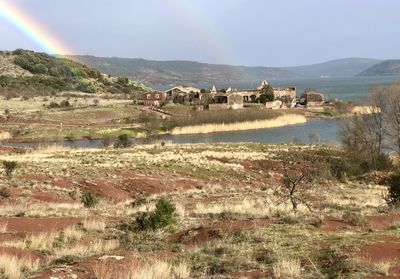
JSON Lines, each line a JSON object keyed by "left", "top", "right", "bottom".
{"left": 67, "top": 55, "right": 382, "bottom": 87}
{"left": 357, "top": 60, "right": 400, "bottom": 76}
{"left": 0, "top": 49, "right": 149, "bottom": 97}
{"left": 65, "top": 56, "right": 293, "bottom": 87}
{"left": 286, "top": 58, "right": 382, "bottom": 78}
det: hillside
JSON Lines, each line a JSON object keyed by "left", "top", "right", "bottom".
{"left": 358, "top": 59, "right": 400, "bottom": 76}
{"left": 286, "top": 58, "right": 382, "bottom": 78}
{"left": 0, "top": 49, "right": 150, "bottom": 97}
{"left": 67, "top": 55, "right": 382, "bottom": 87}
{"left": 65, "top": 56, "right": 293, "bottom": 87}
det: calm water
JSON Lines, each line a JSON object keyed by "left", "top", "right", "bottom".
{"left": 0, "top": 119, "right": 342, "bottom": 148}
{"left": 160, "top": 119, "right": 342, "bottom": 145}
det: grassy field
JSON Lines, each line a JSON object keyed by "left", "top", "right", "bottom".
{"left": 0, "top": 143, "right": 398, "bottom": 278}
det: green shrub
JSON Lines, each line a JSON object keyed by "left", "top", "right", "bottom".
{"left": 384, "top": 173, "right": 400, "bottom": 208}
{"left": 3, "top": 161, "right": 17, "bottom": 178}
{"left": 329, "top": 157, "right": 363, "bottom": 181}
{"left": 81, "top": 191, "right": 99, "bottom": 208}
{"left": 134, "top": 197, "right": 176, "bottom": 231}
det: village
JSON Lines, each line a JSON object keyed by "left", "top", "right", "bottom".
{"left": 140, "top": 80, "right": 325, "bottom": 112}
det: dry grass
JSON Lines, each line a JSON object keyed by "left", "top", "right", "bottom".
{"left": 171, "top": 114, "right": 306, "bottom": 135}
{"left": 0, "top": 222, "right": 7, "bottom": 233}
{"left": 272, "top": 259, "right": 302, "bottom": 278}
{"left": 83, "top": 218, "right": 106, "bottom": 232}
{"left": 2, "top": 226, "right": 83, "bottom": 251}
{"left": 2, "top": 232, "right": 57, "bottom": 250}
{"left": 52, "top": 239, "right": 119, "bottom": 259}
{"left": 93, "top": 260, "right": 190, "bottom": 279}
{"left": 373, "top": 260, "right": 394, "bottom": 276}
{"left": 0, "top": 131, "right": 11, "bottom": 140}
{"left": 0, "top": 254, "right": 40, "bottom": 279}
{"left": 0, "top": 202, "right": 86, "bottom": 217}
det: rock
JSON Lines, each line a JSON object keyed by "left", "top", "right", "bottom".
{"left": 265, "top": 100, "right": 282, "bottom": 109}
{"left": 99, "top": 255, "right": 125, "bottom": 261}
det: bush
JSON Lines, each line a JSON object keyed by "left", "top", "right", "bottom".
{"left": 48, "top": 102, "right": 60, "bottom": 109}
{"left": 384, "top": 173, "right": 400, "bottom": 208}
{"left": 114, "top": 134, "right": 132, "bottom": 148}
{"left": 329, "top": 157, "right": 363, "bottom": 181}
{"left": 81, "top": 191, "right": 99, "bottom": 208}
{"left": 342, "top": 211, "right": 368, "bottom": 226}
{"left": 59, "top": 100, "right": 71, "bottom": 108}
{"left": 375, "top": 153, "right": 393, "bottom": 171}
{"left": 134, "top": 197, "right": 176, "bottom": 231}
{"left": 0, "top": 187, "right": 11, "bottom": 198}
{"left": 3, "top": 161, "right": 17, "bottom": 178}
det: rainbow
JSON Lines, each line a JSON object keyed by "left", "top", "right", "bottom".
{"left": 0, "top": 0, "right": 72, "bottom": 55}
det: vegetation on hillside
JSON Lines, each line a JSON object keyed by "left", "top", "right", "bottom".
{"left": 0, "top": 49, "right": 150, "bottom": 97}
{"left": 358, "top": 59, "right": 400, "bottom": 76}
{"left": 64, "top": 56, "right": 381, "bottom": 86}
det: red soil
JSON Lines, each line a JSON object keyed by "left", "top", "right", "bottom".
{"left": 367, "top": 214, "right": 400, "bottom": 230}
{"left": 202, "top": 219, "right": 274, "bottom": 231}
{"left": 230, "top": 270, "right": 271, "bottom": 278}
{"left": 32, "top": 191, "right": 73, "bottom": 203}
{"left": 0, "top": 217, "right": 81, "bottom": 233}
{"left": 117, "top": 170, "right": 200, "bottom": 195}
{"left": 358, "top": 237, "right": 400, "bottom": 262}
{"left": 316, "top": 217, "right": 350, "bottom": 233}
{"left": 172, "top": 219, "right": 273, "bottom": 246}
{"left": 172, "top": 227, "right": 223, "bottom": 246}
{"left": 79, "top": 180, "right": 130, "bottom": 201}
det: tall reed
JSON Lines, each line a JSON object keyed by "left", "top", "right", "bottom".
{"left": 171, "top": 114, "right": 306, "bottom": 135}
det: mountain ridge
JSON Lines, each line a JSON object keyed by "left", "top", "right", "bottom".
{"left": 65, "top": 55, "right": 383, "bottom": 87}
{"left": 358, "top": 59, "right": 400, "bottom": 76}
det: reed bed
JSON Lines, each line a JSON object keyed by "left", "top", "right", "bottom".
{"left": 171, "top": 114, "right": 306, "bottom": 135}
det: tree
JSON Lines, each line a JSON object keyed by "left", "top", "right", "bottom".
{"left": 258, "top": 84, "right": 275, "bottom": 104}
{"left": 274, "top": 153, "right": 324, "bottom": 212}
{"left": 137, "top": 112, "right": 161, "bottom": 143}
{"left": 340, "top": 82, "right": 400, "bottom": 171}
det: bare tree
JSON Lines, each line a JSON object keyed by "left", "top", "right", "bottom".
{"left": 274, "top": 154, "right": 324, "bottom": 212}
{"left": 384, "top": 84, "right": 400, "bottom": 152}
{"left": 340, "top": 82, "right": 400, "bottom": 170}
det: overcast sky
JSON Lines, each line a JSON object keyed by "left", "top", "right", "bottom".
{"left": 0, "top": 0, "right": 399, "bottom": 66}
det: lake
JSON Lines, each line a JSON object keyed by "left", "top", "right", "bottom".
{"left": 0, "top": 119, "right": 342, "bottom": 149}
{"left": 160, "top": 119, "right": 342, "bottom": 145}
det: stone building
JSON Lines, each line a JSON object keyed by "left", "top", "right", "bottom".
{"left": 165, "top": 86, "right": 202, "bottom": 105}
{"left": 142, "top": 92, "right": 167, "bottom": 107}
{"left": 300, "top": 91, "right": 325, "bottom": 107}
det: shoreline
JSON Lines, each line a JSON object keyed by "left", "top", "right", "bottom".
{"left": 1, "top": 111, "right": 352, "bottom": 144}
